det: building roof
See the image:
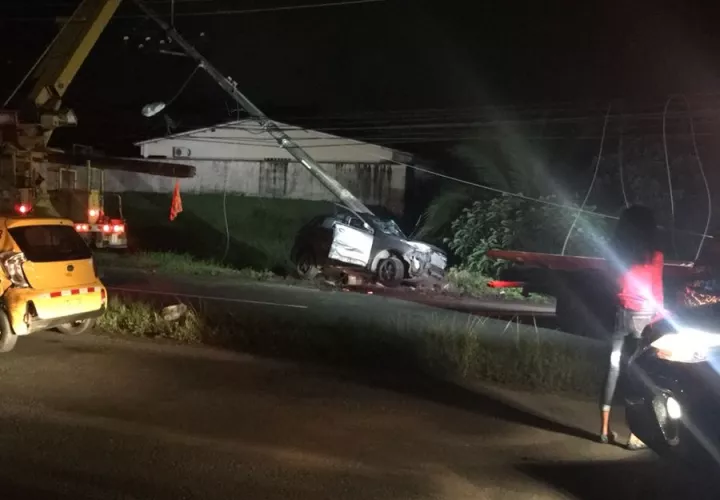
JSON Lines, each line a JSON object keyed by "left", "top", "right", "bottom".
{"left": 133, "top": 119, "right": 413, "bottom": 164}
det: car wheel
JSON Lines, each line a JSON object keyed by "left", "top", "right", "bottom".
{"left": 296, "top": 250, "right": 320, "bottom": 280}
{"left": 56, "top": 318, "right": 96, "bottom": 336}
{"left": 377, "top": 256, "right": 404, "bottom": 287}
{"left": 0, "top": 310, "right": 17, "bottom": 353}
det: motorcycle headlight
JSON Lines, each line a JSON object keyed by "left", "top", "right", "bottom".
{"left": 651, "top": 328, "right": 720, "bottom": 363}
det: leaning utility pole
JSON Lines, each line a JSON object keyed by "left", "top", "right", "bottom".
{"left": 131, "top": 0, "right": 373, "bottom": 216}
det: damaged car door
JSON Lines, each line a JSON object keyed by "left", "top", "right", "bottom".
{"left": 328, "top": 216, "right": 374, "bottom": 268}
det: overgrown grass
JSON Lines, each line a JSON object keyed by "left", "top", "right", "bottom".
{"left": 445, "top": 268, "right": 551, "bottom": 303}
{"left": 110, "top": 193, "right": 334, "bottom": 273}
{"left": 95, "top": 251, "right": 275, "bottom": 280}
{"left": 98, "top": 296, "right": 603, "bottom": 396}
{"left": 422, "top": 317, "right": 602, "bottom": 395}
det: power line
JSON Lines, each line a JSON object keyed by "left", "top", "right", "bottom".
{"left": 683, "top": 95, "right": 713, "bottom": 261}
{"left": 117, "top": 105, "right": 720, "bottom": 136}
{"left": 561, "top": 105, "right": 611, "bottom": 255}
{"left": 339, "top": 142, "right": 714, "bottom": 241}
{"left": 618, "top": 114, "right": 629, "bottom": 208}
{"left": 662, "top": 96, "right": 677, "bottom": 256}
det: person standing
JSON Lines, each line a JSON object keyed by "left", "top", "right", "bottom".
{"left": 599, "top": 205, "right": 665, "bottom": 450}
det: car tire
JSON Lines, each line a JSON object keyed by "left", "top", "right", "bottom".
{"left": 295, "top": 250, "right": 320, "bottom": 280}
{"left": 0, "top": 310, "right": 18, "bottom": 353}
{"left": 377, "top": 256, "right": 405, "bottom": 287}
{"left": 56, "top": 318, "right": 96, "bottom": 336}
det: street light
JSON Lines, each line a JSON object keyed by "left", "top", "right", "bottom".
{"left": 141, "top": 101, "right": 166, "bottom": 117}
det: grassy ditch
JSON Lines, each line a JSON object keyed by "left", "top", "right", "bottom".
{"left": 97, "top": 296, "right": 603, "bottom": 396}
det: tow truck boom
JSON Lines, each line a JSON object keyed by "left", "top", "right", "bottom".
{"left": 17, "top": 0, "right": 123, "bottom": 149}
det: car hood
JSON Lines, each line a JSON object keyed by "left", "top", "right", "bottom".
{"left": 403, "top": 240, "right": 446, "bottom": 256}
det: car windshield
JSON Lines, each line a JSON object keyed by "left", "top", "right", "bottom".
{"left": 369, "top": 216, "right": 406, "bottom": 239}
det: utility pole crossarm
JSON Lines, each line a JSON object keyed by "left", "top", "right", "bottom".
{"left": 131, "top": 0, "right": 373, "bottom": 216}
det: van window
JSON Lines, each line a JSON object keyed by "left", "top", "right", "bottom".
{"left": 9, "top": 225, "right": 92, "bottom": 262}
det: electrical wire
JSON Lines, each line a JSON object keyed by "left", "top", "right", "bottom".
{"left": 662, "top": 95, "right": 677, "bottom": 256}
{"left": 220, "top": 162, "right": 231, "bottom": 261}
{"left": 618, "top": 114, "right": 629, "bottom": 208}
{"left": 333, "top": 134, "right": 712, "bottom": 240}
{"left": 561, "top": 105, "right": 611, "bottom": 255}
{"left": 164, "top": 64, "right": 201, "bottom": 108}
{"left": 681, "top": 95, "right": 713, "bottom": 262}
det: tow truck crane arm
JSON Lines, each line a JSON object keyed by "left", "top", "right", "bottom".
{"left": 28, "top": 0, "right": 122, "bottom": 113}
{"left": 21, "top": 0, "right": 123, "bottom": 147}
{"left": 6, "top": 0, "right": 194, "bottom": 178}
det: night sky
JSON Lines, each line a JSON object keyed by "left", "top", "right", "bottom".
{"left": 3, "top": 0, "right": 720, "bottom": 158}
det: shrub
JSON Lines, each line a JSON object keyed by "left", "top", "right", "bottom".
{"left": 447, "top": 194, "right": 610, "bottom": 276}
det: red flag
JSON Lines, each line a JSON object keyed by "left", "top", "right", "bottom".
{"left": 169, "top": 180, "right": 183, "bottom": 221}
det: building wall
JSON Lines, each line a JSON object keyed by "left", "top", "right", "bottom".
{"left": 98, "top": 159, "right": 407, "bottom": 214}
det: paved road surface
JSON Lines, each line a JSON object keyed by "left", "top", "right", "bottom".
{"left": 0, "top": 332, "right": 715, "bottom": 500}
{"left": 101, "top": 268, "right": 562, "bottom": 337}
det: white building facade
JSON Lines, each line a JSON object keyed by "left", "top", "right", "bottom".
{"left": 101, "top": 120, "right": 412, "bottom": 214}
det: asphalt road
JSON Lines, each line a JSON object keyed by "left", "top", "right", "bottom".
{"left": 1, "top": 331, "right": 716, "bottom": 500}
{"left": 100, "top": 268, "right": 563, "bottom": 338}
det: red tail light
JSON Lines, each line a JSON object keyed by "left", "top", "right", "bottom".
{"left": 14, "top": 204, "right": 30, "bottom": 215}
{"left": 102, "top": 224, "right": 111, "bottom": 233}
{"left": 112, "top": 224, "right": 124, "bottom": 233}
{"left": 89, "top": 209, "right": 99, "bottom": 217}
{"left": 100, "top": 288, "right": 106, "bottom": 302}
{"left": 75, "top": 224, "right": 90, "bottom": 232}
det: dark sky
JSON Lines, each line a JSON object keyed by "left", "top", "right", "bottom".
{"left": 3, "top": 0, "right": 720, "bottom": 156}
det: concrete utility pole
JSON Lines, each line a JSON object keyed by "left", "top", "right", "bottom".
{"left": 131, "top": 0, "right": 374, "bottom": 216}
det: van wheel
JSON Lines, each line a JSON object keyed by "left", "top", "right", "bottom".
{"left": 56, "top": 318, "right": 96, "bottom": 336}
{"left": 0, "top": 310, "right": 18, "bottom": 353}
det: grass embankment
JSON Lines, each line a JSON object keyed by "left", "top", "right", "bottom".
{"left": 98, "top": 296, "right": 602, "bottom": 396}
{"left": 111, "top": 193, "right": 334, "bottom": 274}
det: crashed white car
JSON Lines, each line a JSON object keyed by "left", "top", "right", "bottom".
{"left": 290, "top": 212, "right": 447, "bottom": 286}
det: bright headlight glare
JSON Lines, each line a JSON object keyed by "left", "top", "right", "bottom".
{"left": 666, "top": 396, "right": 682, "bottom": 420}
{"left": 651, "top": 329, "right": 720, "bottom": 363}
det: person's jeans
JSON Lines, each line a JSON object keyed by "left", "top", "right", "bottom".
{"left": 600, "top": 309, "right": 654, "bottom": 411}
